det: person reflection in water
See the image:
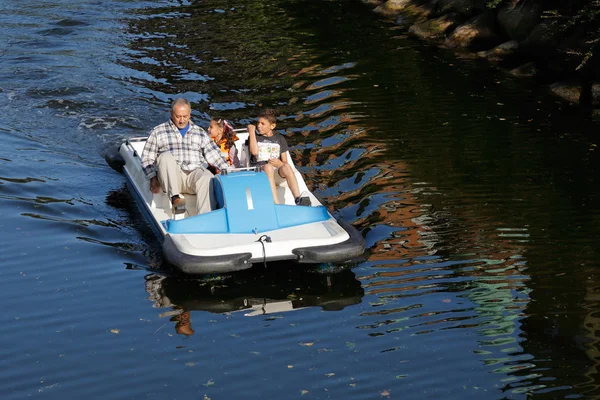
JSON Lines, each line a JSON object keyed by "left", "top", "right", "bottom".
{"left": 171, "top": 310, "right": 194, "bottom": 336}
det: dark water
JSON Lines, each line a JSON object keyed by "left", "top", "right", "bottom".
{"left": 2, "top": 0, "right": 600, "bottom": 398}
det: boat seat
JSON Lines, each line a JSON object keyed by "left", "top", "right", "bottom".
{"left": 239, "top": 143, "right": 250, "bottom": 168}
{"left": 165, "top": 171, "right": 277, "bottom": 234}
{"left": 220, "top": 171, "right": 279, "bottom": 233}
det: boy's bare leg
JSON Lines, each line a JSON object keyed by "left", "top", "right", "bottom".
{"left": 263, "top": 164, "right": 281, "bottom": 204}
{"left": 278, "top": 163, "right": 301, "bottom": 199}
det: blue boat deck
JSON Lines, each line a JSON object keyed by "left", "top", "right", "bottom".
{"left": 163, "top": 171, "right": 330, "bottom": 235}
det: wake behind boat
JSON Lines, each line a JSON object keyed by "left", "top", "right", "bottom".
{"left": 105, "top": 129, "right": 365, "bottom": 275}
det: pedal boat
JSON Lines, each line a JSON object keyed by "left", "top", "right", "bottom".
{"left": 105, "top": 130, "right": 365, "bottom": 275}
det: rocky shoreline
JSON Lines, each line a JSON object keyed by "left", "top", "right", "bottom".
{"left": 362, "top": 0, "right": 599, "bottom": 117}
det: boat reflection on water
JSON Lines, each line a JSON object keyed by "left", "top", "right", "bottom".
{"left": 144, "top": 265, "right": 365, "bottom": 336}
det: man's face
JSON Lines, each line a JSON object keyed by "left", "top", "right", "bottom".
{"left": 171, "top": 105, "right": 191, "bottom": 129}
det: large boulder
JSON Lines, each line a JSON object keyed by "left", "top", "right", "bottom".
{"left": 445, "top": 11, "right": 503, "bottom": 51}
{"left": 497, "top": 0, "right": 543, "bottom": 41}
{"left": 509, "top": 62, "right": 539, "bottom": 78}
{"left": 549, "top": 81, "right": 582, "bottom": 104}
{"left": 521, "top": 20, "right": 562, "bottom": 50}
{"left": 373, "top": 0, "right": 413, "bottom": 15}
{"left": 402, "top": 1, "right": 438, "bottom": 20}
{"left": 593, "top": 83, "right": 600, "bottom": 107}
{"left": 408, "top": 13, "right": 462, "bottom": 41}
{"left": 476, "top": 40, "right": 520, "bottom": 64}
{"left": 361, "top": 0, "right": 385, "bottom": 6}
{"left": 435, "top": 0, "right": 487, "bottom": 18}
{"left": 520, "top": 21, "right": 571, "bottom": 82}
{"left": 374, "top": 0, "right": 437, "bottom": 20}
{"left": 524, "top": 24, "right": 592, "bottom": 82}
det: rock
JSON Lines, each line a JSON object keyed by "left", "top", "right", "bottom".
{"left": 549, "top": 82, "right": 582, "bottom": 104}
{"left": 364, "top": 0, "right": 598, "bottom": 115}
{"left": 361, "top": 0, "right": 385, "bottom": 6}
{"left": 374, "top": 0, "right": 413, "bottom": 15}
{"left": 477, "top": 40, "right": 519, "bottom": 63}
{"left": 408, "top": 13, "right": 461, "bottom": 41}
{"left": 522, "top": 20, "right": 561, "bottom": 50}
{"left": 445, "top": 11, "right": 502, "bottom": 51}
{"left": 509, "top": 62, "right": 539, "bottom": 78}
{"left": 436, "top": 0, "right": 487, "bottom": 18}
{"left": 518, "top": 20, "right": 572, "bottom": 81}
{"left": 497, "top": 0, "right": 542, "bottom": 41}
{"left": 592, "top": 83, "right": 600, "bottom": 107}
{"left": 401, "top": 2, "right": 437, "bottom": 20}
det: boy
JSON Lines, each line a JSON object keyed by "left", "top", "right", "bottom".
{"left": 247, "top": 108, "right": 310, "bottom": 206}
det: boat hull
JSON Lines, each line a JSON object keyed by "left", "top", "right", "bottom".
{"left": 106, "top": 134, "right": 365, "bottom": 274}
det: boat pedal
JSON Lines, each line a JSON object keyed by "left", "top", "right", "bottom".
{"left": 171, "top": 196, "right": 186, "bottom": 218}
{"left": 172, "top": 203, "right": 186, "bottom": 215}
{"left": 295, "top": 196, "right": 311, "bottom": 207}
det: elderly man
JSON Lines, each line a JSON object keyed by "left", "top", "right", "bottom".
{"left": 141, "top": 98, "right": 228, "bottom": 215}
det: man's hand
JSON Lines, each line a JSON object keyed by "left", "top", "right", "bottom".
{"left": 150, "top": 176, "right": 161, "bottom": 194}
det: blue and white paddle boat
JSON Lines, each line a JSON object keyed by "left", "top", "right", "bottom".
{"left": 106, "top": 129, "right": 364, "bottom": 275}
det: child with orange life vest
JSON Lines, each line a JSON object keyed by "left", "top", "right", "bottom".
{"left": 208, "top": 117, "right": 240, "bottom": 169}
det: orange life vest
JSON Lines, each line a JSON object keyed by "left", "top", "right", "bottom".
{"left": 214, "top": 135, "right": 239, "bottom": 165}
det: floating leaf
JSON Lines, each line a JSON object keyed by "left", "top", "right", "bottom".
{"left": 288, "top": 365, "right": 294, "bottom": 369}
{"left": 110, "top": 329, "right": 119, "bottom": 334}
{"left": 380, "top": 389, "right": 391, "bottom": 398}
{"left": 203, "top": 379, "right": 215, "bottom": 387}
{"left": 301, "top": 390, "right": 309, "bottom": 395}
{"left": 299, "top": 342, "right": 314, "bottom": 347}
{"left": 325, "top": 373, "right": 335, "bottom": 377}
